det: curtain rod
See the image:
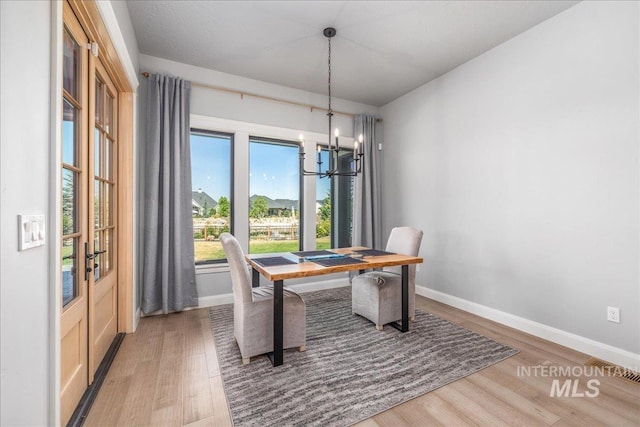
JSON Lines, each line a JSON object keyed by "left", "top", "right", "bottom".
{"left": 141, "top": 72, "right": 382, "bottom": 122}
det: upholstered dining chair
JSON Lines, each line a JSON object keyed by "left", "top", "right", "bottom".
{"left": 220, "top": 233, "right": 306, "bottom": 364}
{"left": 351, "top": 226, "right": 423, "bottom": 330}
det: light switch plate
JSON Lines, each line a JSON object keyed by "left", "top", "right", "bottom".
{"left": 18, "top": 214, "right": 46, "bottom": 251}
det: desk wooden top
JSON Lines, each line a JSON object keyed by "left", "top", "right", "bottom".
{"left": 246, "top": 246, "right": 423, "bottom": 281}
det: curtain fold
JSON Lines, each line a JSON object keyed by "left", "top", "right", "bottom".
{"left": 142, "top": 73, "right": 198, "bottom": 314}
{"left": 352, "top": 114, "right": 382, "bottom": 249}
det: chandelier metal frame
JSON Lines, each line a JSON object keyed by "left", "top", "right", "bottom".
{"left": 299, "top": 27, "right": 364, "bottom": 178}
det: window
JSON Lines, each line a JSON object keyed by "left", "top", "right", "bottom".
{"left": 316, "top": 148, "right": 354, "bottom": 249}
{"left": 249, "top": 137, "right": 301, "bottom": 254}
{"left": 190, "top": 114, "right": 357, "bottom": 262}
{"left": 333, "top": 149, "right": 354, "bottom": 247}
{"left": 316, "top": 149, "right": 331, "bottom": 249}
{"left": 190, "top": 130, "right": 233, "bottom": 264}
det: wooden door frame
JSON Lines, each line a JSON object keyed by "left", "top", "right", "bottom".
{"left": 52, "top": 0, "right": 138, "bottom": 424}
{"left": 66, "top": 0, "right": 136, "bottom": 335}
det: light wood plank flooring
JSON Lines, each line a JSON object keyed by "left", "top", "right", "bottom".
{"left": 85, "top": 294, "right": 640, "bottom": 426}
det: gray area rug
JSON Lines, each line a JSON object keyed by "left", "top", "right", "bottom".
{"left": 208, "top": 286, "right": 518, "bottom": 426}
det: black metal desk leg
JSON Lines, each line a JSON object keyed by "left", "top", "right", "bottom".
{"left": 401, "top": 264, "right": 409, "bottom": 332}
{"left": 268, "top": 280, "right": 284, "bottom": 367}
{"left": 252, "top": 267, "right": 260, "bottom": 288}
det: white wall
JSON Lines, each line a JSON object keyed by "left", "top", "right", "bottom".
{"left": 139, "top": 54, "right": 378, "bottom": 137}
{"left": 138, "top": 55, "right": 379, "bottom": 301}
{"left": 1, "top": 1, "right": 139, "bottom": 423}
{"left": 381, "top": 1, "right": 639, "bottom": 356}
{"left": 1, "top": 1, "right": 53, "bottom": 424}
{"left": 108, "top": 0, "right": 140, "bottom": 73}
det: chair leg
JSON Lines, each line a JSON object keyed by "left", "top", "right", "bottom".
{"left": 298, "top": 346, "right": 306, "bottom": 352}
{"left": 376, "top": 324, "right": 383, "bottom": 331}
{"left": 242, "top": 357, "right": 250, "bottom": 365}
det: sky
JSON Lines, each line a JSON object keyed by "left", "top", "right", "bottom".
{"left": 190, "top": 133, "right": 331, "bottom": 203}
{"left": 191, "top": 133, "right": 232, "bottom": 201}
{"left": 64, "top": 128, "right": 333, "bottom": 205}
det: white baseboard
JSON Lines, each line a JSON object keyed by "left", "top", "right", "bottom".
{"left": 416, "top": 285, "right": 640, "bottom": 370}
{"left": 198, "top": 293, "right": 234, "bottom": 308}
{"left": 198, "top": 278, "right": 351, "bottom": 309}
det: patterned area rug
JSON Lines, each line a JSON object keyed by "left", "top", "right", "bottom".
{"left": 208, "top": 286, "right": 518, "bottom": 426}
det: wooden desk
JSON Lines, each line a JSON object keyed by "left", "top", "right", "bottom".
{"left": 246, "top": 247, "right": 423, "bottom": 367}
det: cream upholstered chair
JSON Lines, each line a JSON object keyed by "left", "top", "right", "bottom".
{"left": 220, "top": 233, "right": 306, "bottom": 364}
{"left": 351, "top": 226, "right": 423, "bottom": 330}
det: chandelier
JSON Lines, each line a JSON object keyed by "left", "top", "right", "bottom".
{"left": 298, "top": 27, "right": 364, "bottom": 178}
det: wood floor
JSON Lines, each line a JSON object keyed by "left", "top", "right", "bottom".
{"left": 85, "top": 293, "right": 640, "bottom": 426}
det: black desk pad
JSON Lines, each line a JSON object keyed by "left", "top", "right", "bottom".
{"left": 311, "top": 257, "right": 368, "bottom": 267}
{"left": 291, "top": 250, "right": 335, "bottom": 257}
{"left": 252, "top": 256, "right": 297, "bottom": 267}
{"left": 355, "top": 249, "right": 396, "bottom": 257}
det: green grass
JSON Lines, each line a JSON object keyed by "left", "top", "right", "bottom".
{"left": 194, "top": 236, "right": 331, "bottom": 262}
{"left": 316, "top": 237, "right": 331, "bottom": 250}
{"left": 62, "top": 245, "right": 74, "bottom": 267}
{"left": 249, "top": 240, "right": 302, "bottom": 254}
{"left": 194, "top": 241, "right": 226, "bottom": 261}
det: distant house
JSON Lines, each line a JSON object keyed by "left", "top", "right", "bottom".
{"left": 192, "top": 190, "right": 217, "bottom": 216}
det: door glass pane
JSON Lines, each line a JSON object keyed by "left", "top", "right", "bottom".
{"left": 316, "top": 149, "right": 331, "bottom": 249}
{"left": 105, "top": 183, "right": 111, "bottom": 227}
{"left": 62, "top": 169, "right": 77, "bottom": 235}
{"left": 105, "top": 138, "right": 111, "bottom": 180}
{"left": 62, "top": 100, "right": 77, "bottom": 166}
{"left": 95, "top": 79, "right": 103, "bottom": 125}
{"left": 249, "top": 138, "right": 300, "bottom": 254}
{"left": 94, "top": 179, "right": 101, "bottom": 228}
{"left": 105, "top": 92, "right": 114, "bottom": 136}
{"left": 94, "top": 232, "right": 101, "bottom": 281}
{"left": 94, "top": 128, "right": 101, "bottom": 176}
{"left": 63, "top": 29, "right": 79, "bottom": 98}
{"left": 104, "top": 229, "right": 112, "bottom": 273}
{"left": 62, "top": 238, "right": 77, "bottom": 307}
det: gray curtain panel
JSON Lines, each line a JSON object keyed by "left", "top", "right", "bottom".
{"left": 142, "top": 73, "right": 198, "bottom": 314}
{"left": 352, "top": 114, "right": 382, "bottom": 249}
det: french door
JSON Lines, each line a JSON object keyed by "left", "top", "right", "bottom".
{"left": 60, "top": 3, "right": 119, "bottom": 424}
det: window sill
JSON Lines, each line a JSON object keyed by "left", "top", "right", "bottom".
{"left": 195, "top": 262, "right": 230, "bottom": 274}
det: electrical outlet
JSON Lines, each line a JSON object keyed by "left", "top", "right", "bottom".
{"left": 607, "top": 306, "right": 620, "bottom": 323}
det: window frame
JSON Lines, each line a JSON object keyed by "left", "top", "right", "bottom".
{"left": 315, "top": 145, "right": 354, "bottom": 249}
{"left": 248, "top": 135, "right": 304, "bottom": 253}
{"left": 190, "top": 128, "right": 235, "bottom": 265}
{"left": 189, "top": 114, "right": 356, "bottom": 272}
{"left": 332, "top": 147, "right": 355, "bottom": 248}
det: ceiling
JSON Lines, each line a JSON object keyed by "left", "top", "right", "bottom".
{"left": 127, "top": 1, "right": 579, "bottom": 106}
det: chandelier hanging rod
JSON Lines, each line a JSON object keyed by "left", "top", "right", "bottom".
{"left": 298, "top": 27, "right": 365, "bottom": 179}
